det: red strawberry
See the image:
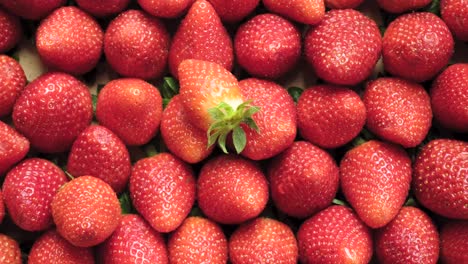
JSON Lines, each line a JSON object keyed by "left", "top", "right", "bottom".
{"left": 12, "top": 72, "right": 92, "bottom": 153}
{"left": 305, "top": 9, "right": 382, "bottom": 85}
{"left": 234, "top": 14, "right": 301, "bottom": 79}
{"left": 431, "top": 63, "right": 468, "bottom": 133}
{"left": 36, "top": 6, "right": 103, "bottom": 75}
{"left": 268, "top": 141, "right": 339, "bottom": 219}
{"left": 28, "top": 229, "right": 95, "bottom": 264}
{"left": 325, "top": 0, "right": 364, "bottom": 9}
{"left": 263, "top": 0, "right": 325, "bottom": 25}
{"left": 375, "top": 206, "right": 439, "bottom": 264}
{"left": 382, "top": 12, "right": 454, "bottom": 83}
{"left": 169, "top": 0, "right": 233, "bottom": 79}
{"left": 297, "top": 205, "right": 373, "bottom": 264}
{"left": 0, "top": 0, "right": 65, "bottom": 20}
{"left": 129, "top": 153, "right": 196, "bottom": 233}
{"left": 67, "top": 125, "right": 131, "bottom": 193}
{"left": 0, "top": 55, "right": 27, "bottom": 117}
{"left": 98, "top": 214, "right": 168, "bottom": 264}
{"left": 96, "top": 78, "right": 163, "bottom": 146}
{"left": 104, "top": 10, "right": 170, "bottom": 80}
{"left": 0, "top": 191, "right": 4, "bottom": 224}
{"left": 208, "top": 0, "right": 259, "bottom": 23}
{"left": 364, "top": 77, "right": 432, "bottom": 148}
{"left": 0, "top": 121, "right": 29, "bottom": 176}
{"left": 197, "top": 154, "right": 269, "bottom": 225}
{"left": 441, "top": 0, "right": 468, "bottom": 42}
{"left": 168, "top": 216, "right": 228, "bottom": 264}
{"left": 340, "top": 140, "right": 412, "bottom": 228}
{"left": 76, "top": 0, "right": 130, "bottom": 17}
{"left": 138, "top": 0, "right": 194, "bottom": 18}
{"left": 440, "top": 221, "right": 468, "bottom": 263}
{"left": 413, "top": 139, "right": 468, "bottom": 219}
{"left": 377, "top": 0, "right": 432, "bottom": 13}
{"left": 51, "top": 176, "right": 121, "bottom": 247}
{"left": 0, "top": 234, "right": 21, "bottom": 264}
{"left": 0, "top": 8, "right": 21, "bottom": 53}
{"left": 297, "top": 84, "right": 366, "bottom": 149}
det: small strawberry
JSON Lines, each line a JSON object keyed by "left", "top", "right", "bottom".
{"left": 441, "top": 0, "right": 468, "bottom": 42}
{"left": 96, "top": 78, "right": 163, "bottom": 146}
{"left": 0, "top": 8, "right": 21, "bottom": 53}
{"left": 208, "top": 0, "right": 259, "bottom": 23}
{"left": 297, "top": 205, "right": 373, "bottom": 264}
{"left": 129, "top": 153, "right": 196, "bottom": 233}
{"left": 28, "top": 229, "right": 95, "bottom": 264}
{"left": 377, "top": 0, "right": 431, "bottom": 13}
{"left": 104, "top": 10, "right": 170, "bottom": 80}
{"left": 138, "top": 0, "right": 194, "bottom": 18}
{"left": 340, "top": 140, "right": 412, "bottom": 228}
{"left": 0, "top": 234, "right": 21, "bottom": 264}
{"left": 197, "top": 154, "right": 269, "bottom": 225}
{"left": 413, "top": 139, "right": 468, "bottom": 219}
{"left": 382, "top": 12, "right": 454, "bottom": 83}
{"left": 440, "top": 221, "right": 468, "bottom": 263}
{"left": 325, "top": 0, "right": 364, "bottom": 9}
{"left": 0, "top": 55, "right": 27, "bottom": 117}
{"left": 169, "top": 0, "right": 233, "bottom": 79}
{"left": 168, "top": 216, "right": 228, "bottom": 264}
{"left": 76, "top": 0, "right": 130, "bottom": 17}
{"left": 263, "top": 0, "right": 325, "bottom": 25}
{"left": 234, "top": 14, "right": 301, "bottom": 79}
{"left": 0, "top": 121, "right": 29, "bottom": 177}
{"left": 0, "top": 0, "right": 65, "bottom": 20}
{"left": 305, "top": 9, "right": 382, "bottom": 85}
{"left": 0, "top": 191, "right": 4, "bottom": 224}
{"left": 51, "top": 176, "right": 121, "bottom": 247}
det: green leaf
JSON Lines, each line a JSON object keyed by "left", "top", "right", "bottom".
{"left": 244, "top": 117, "right": 260, "bottom": 133}
{"left": 161, "top": 77, "right": 180, "bottom": 101}
{"left": 405, "top": 197, "right": 418, "bottom": 207}
{"left": 233, "top": 126, "right": 247, "bottom": 154}
{"left": 287, "top": 86, "right": 304, "bottom": 104}
{"left": 119, "top": 192, "right": 134, "bottom": 215}
{"left": 64, "top": 171, "right": 75, "bottom": 181}
{"left": 92, "top": 94, "right": 98, "bottom": 113}
{"left": 208, "top": 107, "right": 226, "bottom": 121}
{"left": 425, "top": 0, "right": 440, "bottom": 16}
{"left": 217, "top": 133, "right": 229, "bottom": 154}
{"left": 244, "top": 105, "right": 260, "bottom": 118}
{"left": 332, "top": 198, "right": 349, "bottom": 207}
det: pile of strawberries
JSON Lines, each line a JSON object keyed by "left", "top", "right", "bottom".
{"left": 0, "top": 0, "right": 467, "bottom": 263}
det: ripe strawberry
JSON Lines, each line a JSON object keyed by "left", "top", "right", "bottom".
{"left": 0, "top": 0, "right": 65, "bottom": 20}
{"left": 51, "top": 176, "right": 121, "bottom": 247}
{"left": 76, "top": 0, "right": 130, "bottom": 17}
{"left": 413, "top": 139, "right": 468, "bottom": 219}
{"left": 197, "top": 155, "right": 268, "bottom": 225}
{"left": 0, "top": 55, "right": 27, "bottom": 117}
{"left": 129, "top": 153, "right": 196, "bottom": 233}
{"left": 297, "top": 205, "right": 373, "bottom": 264}
{"left": 168, "top": 216, "right": 228, "bottom": 264}
{"left": 0, "top": 121, "right": 29, "bottom": 177}
{"left": 0, "top": 191, "right": 4, "bottom": 224}
{"left": 12, "top": 72, "right": 92, "bottom": 153}
{"left": 431, "top": 63, "right": 468, "bottom": 133}
{"left": 0, "top": 8, "right": 21, "bottom": 53}
{"left": 377, "top": 0, "right": 431, "bottom": 13}
{"left": 441, "top": 0, "right": 468, "bottom": 42}
{"left": 364, "top": 77, "right": 432, "bottom": 148}
{"left": 230, "top": 218, "right": 297, "bottom": 263}
{"left": 208, "top": 0, "right": 259, "bottom": 23}
{"left": 234, "top": 14, "right": 301, "bottom": 79}
{"left": 67, "top": 125, "right": 131, "bottom": 193}
{"left": 0, "top": 234, "right": 21, "bottom": 264}
{"left": 268, "top": 141, "right": 339, "bottom": 219}
{"left": 98, "top": 214, "right": 168, "bottom": 263}
{"left": 28, "top": 229, "right": 95, "bottom": 264}
{"left": 305, "top": 9, "right": 382, "bottom": 85}
{"left": 382, "top": 12, "right": 454, "bottom": 83}
{"left": 169, "top": 0, "right": 233, "bottom": 79}
{"left": 375, "top": 206, "right": 439, "bottom": 264}
{"left": 297, "top": 84, "right": 366, "bottom": 149}
{"left": 104, "top": 10, "right": 170, "bottom": 80}
{"left": 325, "top": 0, "right": 364, "bottom": 9}
{"left": 138, "top": 0, "right": 194, "bottom": 18}
{"left": 440, "top": 221, "right": 468, "bottom": 263}
{"left": 340, "top": 140, "right": 412, "bottom": 228}
{"left": 263, "top": 0, "right": 325, "bottom": 25}
{"left": 96, "top": 78, "right": 163, "bottom": 146}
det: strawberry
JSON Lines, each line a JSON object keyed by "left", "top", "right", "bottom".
{"left": 197, "top": 154, "right": 268, "bottom": 225}
{"left": 305, "top": 9, "right": 382, "bottom": 85}
{"left": 0, "top": 191, "right": 4, "bottom": 224}
{"left": 268, "top": 141, "right": 339, "bottom": 219}
{"left": 340, "top": 140, "right": 412, "bottom": 228}
{"left": 169, "top": 0, "right": 233, "bottom": 79}
{"left": 263, "top": 0, "right": 325, "bottom": 25}
{"left": 36, "top": 6, "right": 103, "bottom": 75}
{"left": 229, "top": 217, "right": 298, "bottom": 264}
{"left": 0, "top": 8, "right": 21, "bottom": 53}
{"left": 0, "top": 234, "right": 21, "bottom": 264}
{"left": 440, "top": 221, "right": 468, "bottom": 263}
{"left": 441, "top": 0, "right": 468, "bottom": 42}
{"left": 377, "top": 0, "right": 432, "bottom": 13}
{"left": 325, "top": 0, "right": 364, "bottom": 9}
{"left": 96, "top": 78, "right": 163, "bottom": 146}
{"left": 51, "top": 176, "right": 121, "bottom": 247}
{"left": 413, "top": 139, "right": 468, "bottom": 219}
{"left": 129, "top": 153, "right": 196, "bottom": 233}
{"left": 364, "top": 77, "right": 432, "bottom": 148}
{"left": 12, "top": 72, "right": 92, "bottom": 153}
{"left": 28, "top": 229, "right": 94, "bottom": 264}
{"left": 297, "top": 205, "right": 373, "bottom": 264}
{"left": 382, "top": 12, "right": 454, "bottom": 83}
{"left": 168, "top": 216, "right": 228, "bottom": 264}
{"left": 76, "top": 0, "right": 130, "bottom": 17}
{"left": 207, "top": 0, "right": 259, "bottom": 23}
{"left": 67, "top": 125, "right": 131, "bottom": 193}
{"left": 0, "top": 0, "right": 65, "bottom": 20}
{"left": 0, "top": 121, "right": 29, "bottom": 177}
{"left": 98, "top": 214, "right": 168, "bottom": 263}
{"left": 138, "top": 0, "right": 194, "bottom": 18}
{"left": 375, "top": 206, "right": 439, "bottom": 264}
{"left": 297, "top": 84, "right": 366, "bottom": 149}
{"left": 234, "top": 14, "right": 301, "bottom": 79}
{"left": 0, "top": 55, "right": 27, "bottom": 117}
{"left": 104, "top": 10, "right": 170, "bottom": 80}
{"left": 431, "top": 63, "right": 468, "bottom": 133}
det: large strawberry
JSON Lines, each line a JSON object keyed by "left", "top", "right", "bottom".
{"left": 0, "top": 191, "right": 4, "bottom": 224}
{"left": 263, "top": 0, "right": 325, "bottom": 25}
{"left": 138, "top": 0, "right": 194, "bottom": 18}
{"left": 169, "top": 0, "right": 233, "bottom": 79}
{"left": 76, "top": 0, "right": 130, "bottom": 17}
{"left": 305, "top": 9, "right": 382, "bottom": 85}
{"left": 440, "top": 221, "right": 468, "bottom": 263}
{"left": 0, "top": 8, "right": 21, "bottom": 53}
{"left": 12, "top": 72, "right": 92, "bottom": 153}
{"left": 0, "top": 0, "right": 65, "bottom": 20}
{"left": 208, "top": 0, "right": 259, "bottom": 23}
{"left": 0, "top": 55, "right": 26, "bottom": 117}
{"left": 441, "top": 0, "right": 468, "bottom": 42}
{"left": 0, "top": 121, "right": 29, "bottom": 177}
{"left": 0, "top": 234, "right": 21, "bottom": 264}
{"left": 325, "top": 0, "right": 364, "bottom": 9}
{"left": 377, "top": 0, "right": 431, "bottom": 13}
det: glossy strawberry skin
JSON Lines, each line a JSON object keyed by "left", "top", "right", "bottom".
{"left": 0, "top": 8, "right": 22, "bottom": 53}
{"left": 297, "top": 205, "right": 373, "bottom": 264}
{"left": 208, "top": 0, "right": 259, "bottom": 23}
{"left": 305, "top": 9, "right": 382, "bottom": 85}
{"left": 413, "top": 139, "right": 468, "bottom": 219}
{"left": 168, "top": 216, "right": 228, "bottom": 264}
{"left": 0, "top": 55, "right": 27, "bottom": 117}
{"left": 377, "top": 0, "right": 431, "bottom": 13}
{"left": 76, "top": 0, "right": 130, "bottom": 17}
{"left": 325, "top": 0, "right": 364, "bottom": 9}
{"left": 0, "top": 121, "right": 29, "bottom": 177}
{"left": 12, "top": 72, "right": 93, "bottom": 153}
{"left": 440, "top": 221, "right": 468, "bottom": 264}
{"left": 169, "top": 0, "right": 233, "bottom": 79}
{"left": 441, "top": 0, "right": 468, "bottom": 41}
{"left": 0, "top": 234, "right": 21, "bottom": 264}
{"left": 263, "top": 0, "right": 325, "bottom": 25}
{"left": 375, "top": 207, "right": 439, "bottom": 264}
{"left": 0, "top": 0, "right": 65, "bottom": 20}
{"left": 129, "top": 153, "right": 196, "bottom": 233}
{"left": 138, "top": 0, "right": 194, "bottom": 18}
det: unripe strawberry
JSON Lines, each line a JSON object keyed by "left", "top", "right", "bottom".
{"left": 0, "top": 121, "right": 29, "bottom": 177}
{"left": 0, "top": 55, "right": 27, "bottom": 117}
{"left": 0, "top": 0, "right": 65, "bottom": 20}
{"left": 0, "top": 8, "right": 21, "bottom": 53}
{"left": 76, "top": 0, "right": 130, "bottom": 17}
{"left": 0, "top": 234, "right": 21, "bottom": 264}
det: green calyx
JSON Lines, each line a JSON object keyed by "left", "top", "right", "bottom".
{"left": 207, "top": 100, "right": 260, "bottom": 154}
